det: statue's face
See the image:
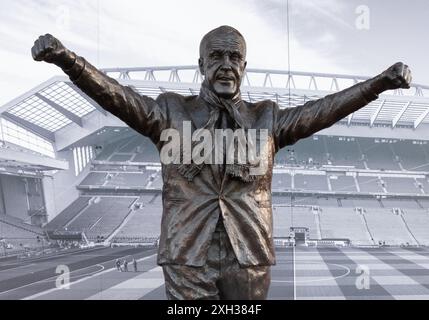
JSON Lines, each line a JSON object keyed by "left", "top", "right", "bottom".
{"left": 199, "top": 35, "right": 247, "bottom": 98}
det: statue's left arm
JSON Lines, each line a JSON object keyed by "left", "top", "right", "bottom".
{"left": 273, "top": 62, "right": 412, "bottom": 150}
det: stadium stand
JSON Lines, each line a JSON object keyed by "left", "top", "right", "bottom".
{"left": 325, "top": 136, "right": 364, "bottom": 168}
{"left": 382, "top": 177, "right": 420, "bottom": 194}
{"left": 292, "top": 196, "right": 318, "bottom": 206}
{"left": 105, "top": 171, "right": 152, "bottom": 188}
{"left": 273, "top": 207, "right": 292, "bottom": 237}
{"left": 46, "top": 197, "right": 91, "bottom": 231}
{"left": 363, "top": 208, "right": 415, "bottom": 245}
{"left": 342, "top": 197, "right": 381, "bottom": 208}
{"left": 317, "top": 197, "right": 340, "bottom": 207}
{"left": 113, "top": 194, "right": 162, "bottom": 242}
{"left": 381, "top": 198, "right": 421, "bottom": 209}
{"left": 291, "top": 137, "right": 327, "bottom": 167}
{"left": 357, "top": 175, "right": 384, "bottom": 193}
{"left": 329, "top": 175, "right": 357, "bottom": 192}
{"left": 294, "top": 174, "right": 329, "bottom": 191}
{"left": 117, "top": 136, "right": 144, "bottom": 153}
{"left": 0, "top": 214, "right": 45, "bottom": 254}
{"left": 95, "top": 143, "right": 119, "bottom": 160}
{"left": 64, "top": 197, "right": 136, "bottom": 240}
{"left": 393, "top": 141, "right": 429, "bottom": 171}
{"left": 6, "top": 124, "right": 429, "bottom": 249}
{"left": 109, "top": 154, "right": 133, "bottom": 162}
{"left": 402, "top": 209, "right": 429, "bottom": 245}
{"left": 272, "top": 173, "right": 292, "bottom": 191}
{"left": 319, "top": 207, "right": 372, "bottom": 245}
{"left": 131, "top": 140, "right": 160, "bottom": 163}
{"left": 289, "top": 207, "right": 319, "bottom": 239}
{"left": 33, "top": 132, "right": 429, "bottom": 249}
{"left": 358, "top": 139, "right": 400, "bottom": 171}
{"left": 79, "top": 172, "right": 108, "bottom": 186}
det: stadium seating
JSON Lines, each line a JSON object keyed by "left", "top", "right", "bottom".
{"left": 289, "top": 207, "right": 319, "bottom": 239}
{"left": 402, "top": 209, "right": 429, "bottom": 245}
{"left": 46, "top": 197, "right": 91, "bottom": 230}
{"left": 109, "top": 154, "right": 134, "bottom": 162}
{"left": 381, "top": 198, "right": 421, "bottom": 209}
{"left": 393, "top": 141, "right": 429, "bottom": 171}
{"left": 294, "top": 174, "right": 329, "bottom": 191}
{"left": 95, "top": 143, "right": 120, "bottom": 160}
{"left": 363, "top": 208, "right": 415, "bottom": 245}
{"left": 273, "top": 207, "right": 292, "bottom": 237}
{"left": 325, "top": 136, "right": 365, "bottom": 168}
{"left": 117, "top": 136, "right": 145, "bottom": 153}
{"left": 46, "top": 133, "right": 429, "bottom": 248}
{"left": 317, "top": 197, "right": 339, "bottom": 207}
{"left": 0, "top": 215, "right": 45, "bottom": 253}
{"left": 105, "top": 172, "right": 152, "bottom": 188}
{"left": 319, "top": 207, "right": 372, "bottom": 245}
{"left": 382, "top": 177, "right": 420, "bottom": 194}
{"left": 357, "top": 176, "right": 384, "bottom": 193}
{"left": 65, "top": 197, "right": 136, "bottom": 240}
{"left": 342, "top": 197, "right": 381, "bottom": 208}
{"left": 291, "top": 136, "right": 327, "bottom": 167}
{"left": 272, "top": 173, "right": 292, "bottom": 191}
{"left": 79, "top": 172, "right": 108, "bottom": 186}
{"left": 329, "top": 175, "right": 357, "bottom": 192}
{"left": 114, "top": 195, "right": 162, "bottom": 241}
{"left": 292, "top": 196, "right": 318, "bottom": 206}
{"left": 358, "top": 139, "right": 400, "bottom": 170}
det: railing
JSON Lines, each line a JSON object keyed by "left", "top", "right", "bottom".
{"left": 101, "top": 66, "right": 429, "bottom": 97}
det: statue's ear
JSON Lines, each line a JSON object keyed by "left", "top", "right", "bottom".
{"left": 198, "top": 58, "right": 205, "bottom": 76}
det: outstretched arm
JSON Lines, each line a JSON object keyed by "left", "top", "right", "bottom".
{"left": 274, "top": 63, "right": 412, "bottom": 150}
{"left": 31, "top": 34, "right": 167, "bottom": 143}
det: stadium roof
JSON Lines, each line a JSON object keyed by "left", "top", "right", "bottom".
{"left": 1, "top": 66, "right": 429, "bottom": 150}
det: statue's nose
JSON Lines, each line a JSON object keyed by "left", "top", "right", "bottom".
{"left": 220, "top": 56, "right": 233, "bottom": 70}
{"left": 220, "top": 65, "right": 233, "bottom": 73}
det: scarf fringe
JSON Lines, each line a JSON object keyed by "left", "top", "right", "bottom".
{"left": 178, "top": 163, "right": 204, "bottom": 182}
{"left": 226, "top": 164, "right": 258, "bottom": 182}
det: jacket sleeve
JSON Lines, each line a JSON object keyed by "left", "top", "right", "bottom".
{"left": 273, "top": 80, "right": 379, "bottom": 150}
{"left": 64, "top": 56, "right": 168, "bottom": 144}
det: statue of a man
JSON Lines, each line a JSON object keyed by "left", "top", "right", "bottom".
{"left": 32, "top": 26, "right": 411, "bottom": 300}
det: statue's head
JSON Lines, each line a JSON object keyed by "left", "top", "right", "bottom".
{"left": 199, "top": 26, "right": 247, "bottom": 99}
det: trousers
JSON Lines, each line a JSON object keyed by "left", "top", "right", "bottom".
{"left": 162, "top": 219, "right": 271, "bottom": 300}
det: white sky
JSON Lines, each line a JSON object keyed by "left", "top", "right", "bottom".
{"left": 0, "top": 0, "right": 428, "bottom": 106}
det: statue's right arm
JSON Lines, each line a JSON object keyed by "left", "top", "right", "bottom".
{"left": 31, "top": 34, "right": 167, "bottom": 143}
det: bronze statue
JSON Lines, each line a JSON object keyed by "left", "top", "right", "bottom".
{"left": 32, "top": 26, "right": 412, "bottom": 300}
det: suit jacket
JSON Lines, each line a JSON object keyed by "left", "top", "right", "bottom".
{"left": 67, "top": 58, "right": 379, "bottom": 267}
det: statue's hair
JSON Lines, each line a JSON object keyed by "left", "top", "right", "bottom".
{"left": 199, "top": 25, "right": 246, "bottom": 58}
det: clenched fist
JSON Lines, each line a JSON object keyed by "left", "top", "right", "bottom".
{"left": 380, "top": 62, "right": 412, "bottom": 90}
{"left": 31, "top": 34, "right": 75, "bottom": 69}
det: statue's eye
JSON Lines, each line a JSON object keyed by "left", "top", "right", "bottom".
{"left": 231, "top": 53, "right": 241, "bottom": 61}
{"left": 210, "top": 52, "right": 222, "bottom": 59}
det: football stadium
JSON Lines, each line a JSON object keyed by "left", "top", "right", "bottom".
{"left": 1, "top": 66, "right": 429, "bottom": 300}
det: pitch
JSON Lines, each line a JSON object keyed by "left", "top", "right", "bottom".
{"left": 1, "top": 246, "right": 428, "bottom": 300}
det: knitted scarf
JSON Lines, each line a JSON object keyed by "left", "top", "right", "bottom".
{"left": 177, "top": 81, "right": 259, "bottom": 182}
